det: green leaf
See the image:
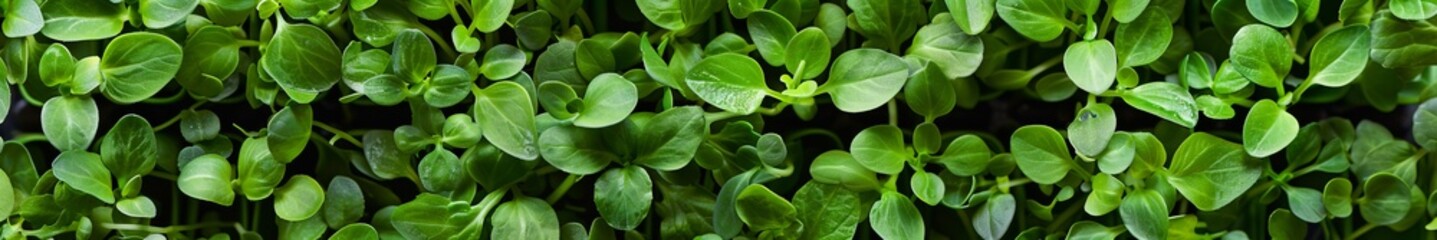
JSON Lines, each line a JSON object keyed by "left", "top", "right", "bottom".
{"left": 465, "top": 142, "right": 538, "bottom": 190}
{"left": 474, "top": 82, "right": 539, "bottom": 160}
{"left": 847, "top": 0, "right": 925, "bottom": 50}
{"left": 1306, "top": 25, "right": 1370, "bottom": 87}
{"left": 748, "top": 10, "right": 797, "bottom": 66}
{"left": 1247, "top": 0, "right": 1297, "bottom": 27}
{"left": 116, "top": 196, "right": 158, "bottom": 218}
{"left": 363, "top": 131, "right": 414, "bottom": 180}
{"left": 471, "top": 0, "right": 514, "bottom": 33}
{"left": 0, "top": 169, "right": 12, "bottom": 219}
{"left": 939, "top": 135, "right": 991, "bottom": 176}
{"left": 538, "top": 125, "right": 617, "bottom": 175}
{"left": 735, "top": 184, "right": 796, "bottom": 230}
{"left": 275, "top": 175, "right": 325, "bottom": 221}
{"left": 905, "top": 62, "right": 958, "bottom": 119}
{"left": 1110, "top": 0, "right": 1150, "bottom": 23}
{"left": 787, "top": 28, "right": 832, "bottom": 79}
{"left": 995, "top": 0, "right": 1068, "bottom": 42}
{"left": 350, "top": 1, "right": 419, "bottom": 47}
{"left": 393, "top": 194, "right": 460, "bottom": 239}
{"left": 39, "top": 43, "right": 76, "bottom": 87}
{"left": 1064, "top": 39, "right": 1117, "bottom": 94}
{"left": 42, "top": 95, "right": 98, "bottom": 152}
{"left": 575, "top": 73, "right": 638, "bottom": 128}
{"left": 392, "top": 29, "right": 436, "bottom": 83}
{"left": 180, "top": 110, "right": 222, "bottom": 143}
{"left": 422, "top": 66, "right": 472, "bottom": 108}
{"left": 575, "top": 39, "right": 615, "bottom": 80}
{"left": 139, "top": 0, "right": 199, "bottom": 28}
{"left": 911, "top": 171, "right": 946, "bottom": 206}
{"left": 1065, "top": 221, "right": 1122, "bottom": 240}
{"left": 322, "top": 176, "right": 365, "bottom": 229}
{"left": 974, "top": 193, "right": 1015, "bottom": 240}
{"left": 871, "top": 191, "right": 925, "bottom": 240}
{"left": 821, "top": 49, "right": 908, "bottom": 113}
{"left": 809, "top": 150, "right": 881, "bottom": 191}
{"left": 53, "top": 151, "right": 114, "bottom": 204}
{"left": 1268, "top": 209, "right": 1306, "bottom": 240}
{"left": 1323, "top": 177, "right": 1354, "bottom": 218}
{"left": 815, "top": 3, "right": 848, "bottom": 46}
{"left": 480, "top": 44, "right": 527, "bottom": 80}
{"left": 1181, "top": 52, "right": 1214, "bottom": 89}
{"left": 908, "top": 16, "right": 984, "bottom": 79}
{"left": 1167, "top": 133, "right": 1262, "bottom": 211}
{"left": 1097, "top": 132, "right": 1136, "bottom": 174}
{"left": 1115, "top": 11, "right": 1173, "bottom": 67}
{"left": 1068, "top": 103, "right": 1117, "bottom": 157}
{"left": 101, "top": 114, "right": 157, "bottom": 189}
{"left": 850, "top": 125, "right": 909, "bottom": 174}
{"left": 1390, "top": 0, "right": 1437, "bottom": 20}
{"left": 1085, "top": 173, "right": 1124, "bottom": 216}
{"left": 1121, "top": 82, "right": 1198, "bottom": 128}
{"left": 686, "top": 53, "right": 767, "bottom": 114}
{"left": 39, "top": 0, "right": 124, "bottom": 41}
{"left": 341, "top": 42, "right": 390, "bottom": 93}
{"left": 491, "top": 196, "right": 561, "bottom": 239}
{"left": 417, "top": 148, "right": 462, "bottom": 192}
{"left": 596, "top": 166, "right": 652, "bottom": 231}
{"left": 635, "top": 107, "right": 705, "bottom": 171}
{"left": 946, "top": 0, "right": 996, "bottom": 35}
{"left": 793, "top": 182, "right": 864, "bottom": 240}
{"left": 1415, "top": 98, "right": 1437, "bottom": 150}
{"left": 1011, "top": 125, "right": 1071, "bottom": 184}
{"left": 3, "top": 0, "right": 43, "bottom": 37}
{"left": 100, "top": 32, "right": 183, "bottom": 103}
{"left": 263, "top": 21, "right": 342, "bottom": 103}
{"left": 1370, "top": 12, "right": 1437, "bottom": 68}
{"left": 1228, "top": 24, "right": 1291, "bottom": 88}
{"left": 239, "top": 137, "right": 286, "bottom": 200}
{"left": 267, "top": 104, "right": 313, "bottom": 164}
{"left": 441, "top": 114, "right": 482, "bottom": 148}
{"left": 1360, "top": 173, "right": 1412, "bottom": 225}
{"left": 1120, "top": 189, "right": 1169, "bottom": 240}
{"left": 1242, "top": 99, "right": 1298, "bottom": 158}
{"left": 1284, "top": 186, "right": 1326, "bottom": 223}
{"left": 330, "top": 224, "right": 379, "bottom": 240}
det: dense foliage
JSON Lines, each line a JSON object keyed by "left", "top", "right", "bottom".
{"left": 5, "top": 0, "right": 1437, "bottom": 239}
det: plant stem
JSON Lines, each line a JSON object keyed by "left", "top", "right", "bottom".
{"left": 888, "top": 100, "right": 899, "bottom": 126}
{"left": 10, "top": 133, "right": 47, "bottom": 144}
{"left": 312, "top": 121, "right": 364, "bottom": 147}
{"left": 147, "top": 171, "right": 179, "bottom": 181}
{"left": 153, "top": 101, "right": 208, "bottom": 132}
{"left": 100, "top": 222, "right": 235, "bottom": 234}
{"left": 1344, "top": 223, "right": 1377, "bottom": 240}
{"left": 546, "top": 174, "right": 581, "bottom": 204}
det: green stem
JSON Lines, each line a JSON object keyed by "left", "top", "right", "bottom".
{"left": 147, "top": 171, "right": 179, "bottom": 182}
{"left": 785, "top": 128, "right": 845, "bottom": 149}
{"left": 10, "top": 133, "right": 47, "bottom": 144}
{"left": 1344, "top": 223, "right": 1378, "bottom": 240}
{"left": 236, "top": 40, "right": 262, "bottom": 47}
{"left": 312, "top": 121, "right": 363, "bottom": 147}
{"left": 465, "top": 186, "right": 512, "bottom": 237}
{"left": 141, "top": 89, "right": 189, "bottom": 105}
{"left": 413, "top": 23, "right": 457, "bottom": 60}
{"left": 546, "top": 174, "right": 581, "bottom": 204}
{"left": 100, "top": 222, "right": 235, "bottom": 234}
{"left": 153, "top": 101, "right": 208, "bottom": 132}
{"left": 1045, "top": 203, "right": 1084, "bottom": 233}
{"left": 888, "top": 100, "right": 899, "bottom": 126}
{"left": 1096, "top": 7, "right": 1115, "bottom": 38}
